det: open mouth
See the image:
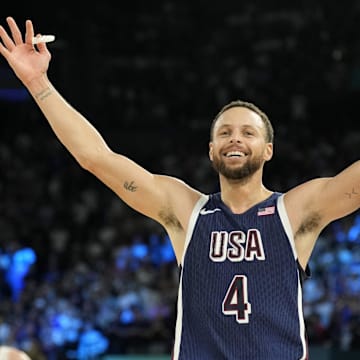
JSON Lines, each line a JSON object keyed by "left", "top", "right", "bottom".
{"left": 224, "top": 151, "right": 246, "bottom": 158}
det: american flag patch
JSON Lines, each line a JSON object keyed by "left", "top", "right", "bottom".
{"left": 257, "top": 206, "right": 275, "bottom": 216}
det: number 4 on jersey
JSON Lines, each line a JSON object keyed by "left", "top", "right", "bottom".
{"left": 222, "top": 275, "right": 252, "bottom": 324}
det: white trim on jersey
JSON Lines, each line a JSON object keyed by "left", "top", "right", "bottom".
{"left": 297, "top": 274, "right": 308, "bottom": 360}
{"left": 173, "top": 193, "right": 209, "bottom": 360}
{"left": 277, "top": 194, "right": 308, "bottom": 360}
{"left": 180, "top": 194, "right": 209, "bottom": 267}
{"left": 277, "top": 194, "right": 297, "bottom": 260}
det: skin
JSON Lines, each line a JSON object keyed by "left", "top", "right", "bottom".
{"left": 0, "top": 17, "right": 359, "bottom": 270}
{"left": 0, "top": 347, "right": 31, "bottom": 360}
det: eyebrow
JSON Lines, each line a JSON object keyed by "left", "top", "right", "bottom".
{"left": 216, "top": 123, "right": 258, "bottom": 131}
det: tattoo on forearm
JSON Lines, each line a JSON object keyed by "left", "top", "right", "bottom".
{"left": 35, "top": 87, "right": 52, "bottom": 101}
{"left": 124, "top": 180, "right": 137, "bottom": 192}
{"left": 345, "top": 187, "right": 359, "bottom": 199}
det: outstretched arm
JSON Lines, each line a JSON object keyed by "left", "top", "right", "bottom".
{"left": 284, "top": 161, "right": 360, "bottom": 268}
{"left": 288, "top": 161, "right": 360, "bottom": 229}
{"left": 0, "top": 17, "right": 201, "bottom": 259}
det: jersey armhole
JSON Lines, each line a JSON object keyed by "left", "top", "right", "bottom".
{"left": 180, "top": 194, "right": 209, "bottom": 266}
{"left": 277, "top": 194, "right": 298, "bottom": 261}
{"left": 297, "top": 260, "right": 311, "bottom": 283}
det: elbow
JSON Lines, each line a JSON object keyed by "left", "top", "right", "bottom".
{"left": 77, "top": 154, "right": 95, "bottom": 171}
{"left": 76, "top": 147, "right": 110, "bottom": 175}
{"left": 76, "top": 148, "right": 112, "bottom": 177}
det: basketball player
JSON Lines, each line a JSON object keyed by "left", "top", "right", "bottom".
{"left": 0, "top": 346, "right": 31, "bottom": 360}
{"left": 1, "top": 17, "right": 359, "bottom": 359}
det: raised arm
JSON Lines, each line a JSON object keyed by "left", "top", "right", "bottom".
{"left": 0, "top": 17, "right": 201, "bottom": 261}
{"left": 284, "top": 161, "right": 360, "bottom": 268}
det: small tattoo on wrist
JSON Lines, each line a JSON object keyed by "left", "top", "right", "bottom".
{"left": 35, "top": 87, "right": 52, "bottom": 101}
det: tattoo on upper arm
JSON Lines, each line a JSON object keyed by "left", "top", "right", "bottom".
{"left": 124, "top": 181, "right": 137, "bottom": 192}
{"left": 345, "top": 187, "right": 359, "bottom": 199}
{"left": 35, "top": 87, "right": 52, "bottom": 101}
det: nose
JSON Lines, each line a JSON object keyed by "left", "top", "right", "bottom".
{"left": 229, "top": 130, "right": 242, "bottom": 143}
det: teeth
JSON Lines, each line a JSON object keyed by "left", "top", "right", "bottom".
{"left": 226, "top": 151, "right": 245, "bottom": 157}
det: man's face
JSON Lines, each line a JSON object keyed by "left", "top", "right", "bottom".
{"left": 209, "top": 107, "right": 273, "bottom": 181}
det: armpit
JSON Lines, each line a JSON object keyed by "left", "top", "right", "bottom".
{"left": 295, "top": 212, "right": 321, "bottom": 237}
{"left": 158, "top": 207, "right": 183, "bottom": 231}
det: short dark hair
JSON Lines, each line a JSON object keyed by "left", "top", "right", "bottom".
{"left": 210, "top": 100, "right": 274, "bottom": 143}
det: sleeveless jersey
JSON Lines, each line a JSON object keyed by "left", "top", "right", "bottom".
{"left": 172, "top": 192, "right": 309, "bottom": 360}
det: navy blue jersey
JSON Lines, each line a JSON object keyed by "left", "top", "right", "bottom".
{"left": 172, "top": 192, "right": 309, "bottom": 360}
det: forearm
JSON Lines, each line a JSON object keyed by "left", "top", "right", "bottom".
{"left": 27, "top": 74, "right": 109, "bottom": 167}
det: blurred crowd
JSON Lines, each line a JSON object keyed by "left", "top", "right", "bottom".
{"left": 1, "top": 0, "right": 360, "bottom": 359}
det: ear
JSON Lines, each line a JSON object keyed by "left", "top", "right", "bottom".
{"left": 264, "top": 143, "right": 273, "bottom": 161}
{"left": 209, "top": 142, "right": 214, "bottom": 161}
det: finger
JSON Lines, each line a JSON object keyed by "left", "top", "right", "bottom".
{"left": 0, "top": 38, "right": 10, "bottom": 60}
{"left": 36, "top": 39, "right": 50, "bottom": 55}
{"left": 6, "top": 16, "right": 24, "bottom": 45}
{"left": 29, "top": 31, "right": 50, "bottom": 55}
{"left": 0, "top": 24, "right": 16, "bottom": 50}
{"left": 25, "top": 19, "right": 35, "bottom": 45}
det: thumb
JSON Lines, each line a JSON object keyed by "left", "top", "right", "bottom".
{"left": 36, "top": 40, "right": 51, "bottom": 55}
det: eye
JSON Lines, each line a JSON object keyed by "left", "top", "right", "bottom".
{"left": 244, "top": 130, "right": 254, "bottom": 137}
{"left": 219, "top": 130, "right": 230, "bottom": 136}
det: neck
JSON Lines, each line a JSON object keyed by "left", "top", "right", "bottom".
{"left": 219, "top": 174, "right": 272, "bottom": 214}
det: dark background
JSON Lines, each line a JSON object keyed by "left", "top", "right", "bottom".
{"left": 1, "top": 1, "right": 360, "bottom": 359}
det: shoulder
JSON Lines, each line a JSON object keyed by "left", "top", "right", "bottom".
{"left": 156, "top": 174, "right": 202, "bottom": 196}
{"left": 283, "top": 177, "right": 330, "bottom": 226}
{"left": 157, "top": 174, "right": 205, "bottom": 214}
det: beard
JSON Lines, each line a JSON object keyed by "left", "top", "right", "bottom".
{"left": 211, "top": 154, "right": 263, "bottom": 181}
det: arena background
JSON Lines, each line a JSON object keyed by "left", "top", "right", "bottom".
{"left": 1, "top": 1, "right": 360, "bottom": 359}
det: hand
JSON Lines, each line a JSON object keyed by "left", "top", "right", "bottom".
{"left": 0, "top": 17, "right": 51, "bottom": 86}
